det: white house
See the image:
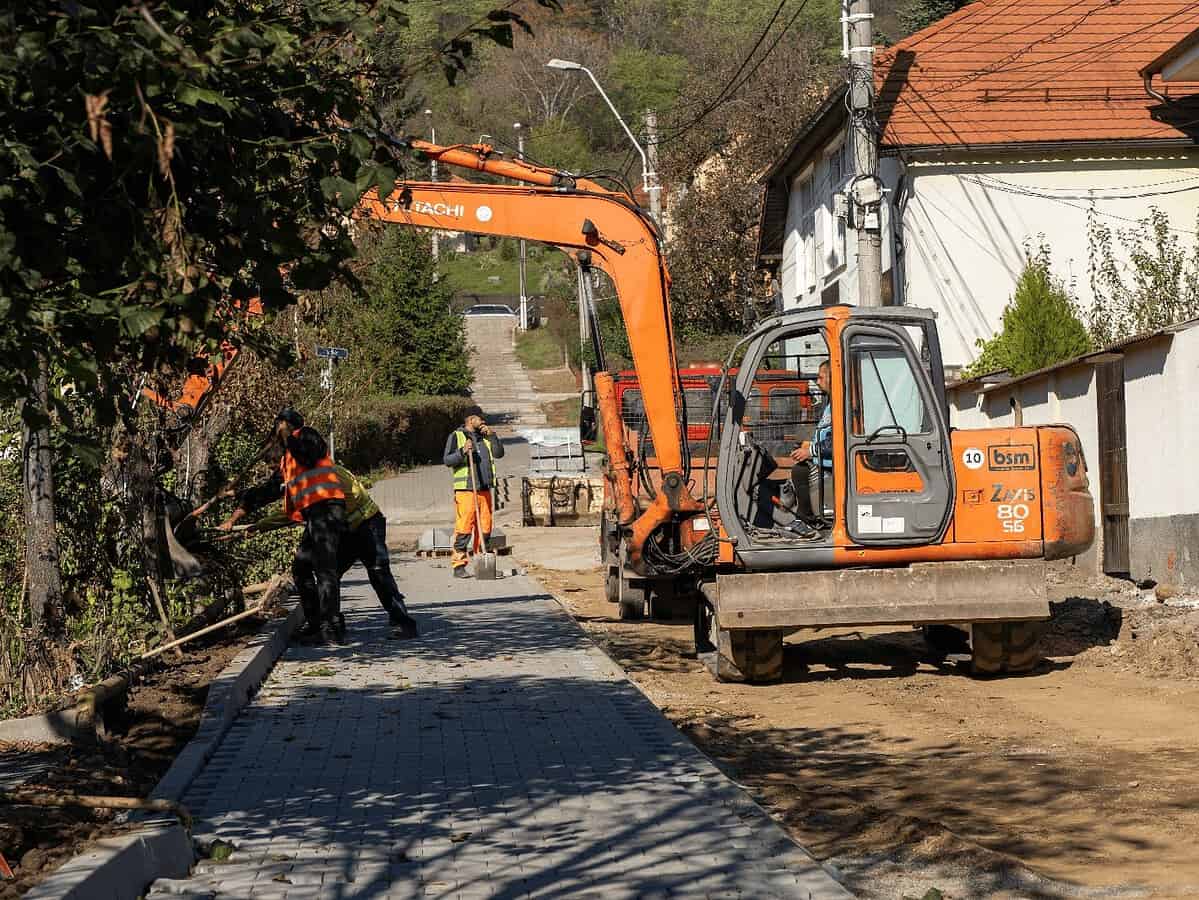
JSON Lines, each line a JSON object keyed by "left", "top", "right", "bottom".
{"left": 756, "top": 1, "right": 1199, "bottom": 373}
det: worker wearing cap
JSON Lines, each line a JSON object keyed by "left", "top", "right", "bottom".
{"left": 252, "top": 463, "right": 419, "bottom": 638}
{"left": 220, "top": 409, "right": 347, "bottom": 642}
{"left": 443, "top": 412, "right": 504, "bottom": 578}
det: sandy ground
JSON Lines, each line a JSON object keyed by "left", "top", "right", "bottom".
{"left": 511, "top": 529, "right": 1199, "bottom": 900}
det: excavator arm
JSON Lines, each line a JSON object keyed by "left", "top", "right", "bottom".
{"left": 360, "top": 180, "right": 701, "bottom": 564}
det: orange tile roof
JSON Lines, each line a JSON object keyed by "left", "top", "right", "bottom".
{"left": 875, "top": 0, "right": 1199, "bottom": 148}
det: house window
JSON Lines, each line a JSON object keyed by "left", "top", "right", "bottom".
{"left": 798, "top": 172, "right": 817, "bottom": 292}
{"left": 825, "top": 142, "right": 850, "bottom": 272}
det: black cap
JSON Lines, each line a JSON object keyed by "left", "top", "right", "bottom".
{"left": 275, "top": 407, "right": 304, "bottom": 430}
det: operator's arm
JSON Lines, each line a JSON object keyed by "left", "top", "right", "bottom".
{"left": 443, "top": 431, "right": 466, "bottom": 468}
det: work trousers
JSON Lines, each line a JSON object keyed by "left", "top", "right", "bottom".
{"left": 451, "top": 489, "right": 492, "bottom": 569}
{"left": 337, "top": 513, "right": 411, "bottom": 621}
{"left": 293, "top": 500, "right": 346, "bottom": 626}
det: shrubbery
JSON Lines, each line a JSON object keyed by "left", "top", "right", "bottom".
{"left": 337, "top": 394, "right": 479, "bottom": 474}
{"left": 965, "top": 243, "right": 1091, "bottom": 379}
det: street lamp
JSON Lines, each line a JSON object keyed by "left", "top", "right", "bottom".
{"left": 424, "top": 109, "right": 438, "bottom": 263}
{"left": 544, "top": 58, "right": 661, "bottom": 226}
{"left": 514, "top": 122, "right": 529, "bottom": 331}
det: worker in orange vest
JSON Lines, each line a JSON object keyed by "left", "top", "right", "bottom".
{"left": 220, "top": 409, "right": 348, "bottom": 643}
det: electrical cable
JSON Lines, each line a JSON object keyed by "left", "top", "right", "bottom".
{"left": 650, "top": 0, "right": 812, "bottom": 150}
{"left": 958, "top": 176, "right": 1199, "bottom": 235}
{"left": 967, "top": 173, "right": 1199, "bottom": 201}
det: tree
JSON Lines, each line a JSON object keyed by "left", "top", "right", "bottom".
{"left": 660, "top": 26, "right": 833, "bottom": 337}
{"left": 1087, "top": 207, "right": 1199, "bottom": 346}
{"left": 897, "top": 0, "right": 973, "bottom": 35}
{"left": 333, "top": 228, "right": 472, "bottom": 397}
{"left": 0, "top": 0, "right": 550, "bottom": 643}
{"left": 965, "top": 244, "right": 1091, "bottom": 378}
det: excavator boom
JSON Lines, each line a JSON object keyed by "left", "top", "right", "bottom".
{"left": 359, "top": 181, "right": 699, "bottom": 560}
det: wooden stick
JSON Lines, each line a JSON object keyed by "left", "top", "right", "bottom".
{"left": 0, "top": 790, "right": 190, "bottom": 827}
{"left": 145, "top": 576, "right": 183, "bottom": 662}
{"left": 138, "top": 602, "right": 268, "bottom": 661}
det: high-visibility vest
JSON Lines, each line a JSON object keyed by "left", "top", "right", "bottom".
{"left": 334, "top": 465, "right": 380, "bottom": 531}
{"left": 281, "top": 436, "right": 346, "bottom": 522}
{"left": 451, "top": 429, "right": 495, "bottom": 491}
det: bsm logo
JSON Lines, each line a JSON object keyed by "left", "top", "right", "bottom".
{"left": 988, "top": 443, "right": 1035, "bottom": 471}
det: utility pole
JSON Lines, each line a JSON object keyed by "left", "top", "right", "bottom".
{"left": 644, "top": 108, "right": 663, "bottom": 232}
{"left": 845, "top": 0, "right": 883, "bottom": 307}
{"left": 576, "top": 254, "right": 593, "bottom": 398}
{"left": 515, "top": 122, "right": 529, "bottom": 331}
{"left": 424, "top": 108, "right": 439, "bottom": 263}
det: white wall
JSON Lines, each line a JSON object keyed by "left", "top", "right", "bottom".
{"left": 900, "top": 151, "right": 1199, "bottom": 369}
{"left": 1124, "top": 329, "right": 1199, "bottom": 520}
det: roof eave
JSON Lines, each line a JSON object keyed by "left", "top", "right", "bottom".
{"left": 883, "top": 136, "right": 1199, "bottom": 159}
{"left": 760, "top": 85, "right": 849, "bottom": 185}
{"left": 1140, "top": 26, "right": 1199, "bottom": 79}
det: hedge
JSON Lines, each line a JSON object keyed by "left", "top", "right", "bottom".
{"left": 337, "top": 394, "right": 479, "bottom": 473}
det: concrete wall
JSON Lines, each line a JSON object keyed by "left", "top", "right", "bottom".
{"left": 947, "top": 324, "right": 1199, "bottom": 585}
{"left": 900, "top": 151, "right": 1199, "bottom": 369}
{"left": 948, "top": 362, "right": 1102, "bottom": 573}
{"left": 1123, "top": 329, "right": 1199, "bottom": 586}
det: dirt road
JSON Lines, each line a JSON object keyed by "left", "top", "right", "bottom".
{"left": 526, "top": 560, "right": 1199, "bottom": 900}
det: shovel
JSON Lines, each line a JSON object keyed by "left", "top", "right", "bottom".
{"left": 466, "top": 441, "right": 498, "bottom": 580}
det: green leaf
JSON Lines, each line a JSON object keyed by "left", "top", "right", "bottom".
{"left": 120, "top": 306, "right": 164, "bottom": 336}
{"left": 177, "top": 84, "right": 233, "bottom": 112}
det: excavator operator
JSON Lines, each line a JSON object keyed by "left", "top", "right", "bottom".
{"left": 786, "top": 360, "right": 834, "bottom": 532}
{"left": 219, "top": 409, "right": 348, "bottom": 643}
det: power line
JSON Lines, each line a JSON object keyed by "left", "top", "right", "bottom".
{"left": 972, "top": 172, "right": 1199, "bottom": 197}
{"left": 650, "top": 0, "right": 812, "bottom": 149}
{"left": 958, "top": 175, "right": 1199, "bottom": 233}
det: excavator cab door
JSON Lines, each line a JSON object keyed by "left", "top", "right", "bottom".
{"left": 839, "top": 321, "right": 954, "bottom": 545}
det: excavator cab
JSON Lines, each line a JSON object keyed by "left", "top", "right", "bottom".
{"left": 715, "top": 306, "right": 955, "bottom": 567}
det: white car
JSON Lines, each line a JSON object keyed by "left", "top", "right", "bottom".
{"left": 462, "top": 303, "right": 516, "bottom": 318}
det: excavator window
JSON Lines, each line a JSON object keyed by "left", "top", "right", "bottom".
{"left": 846, "top": 334, "right": 929, "bottom": 438}
{"left": 846, "top": 332, "right": 929, "bottom": 480}
{"left": 744, "top": 333, "right": 827, "bottom": 458}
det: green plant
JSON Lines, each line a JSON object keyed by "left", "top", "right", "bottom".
{"left": 1087, "top": 207, "right": 1199, "bottom": 346}
{"left": 337, "top": 393, "right": 479, "bottom": 474}
{"left": 965, "top": 242, "right": 1091, "bottom": 379}
{"left": 328, "top": 228, "right": 472, "bottom": 397}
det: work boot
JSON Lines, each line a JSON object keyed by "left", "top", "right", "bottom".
{"left": 295, "top": 621, "right": 325, "bottom": 645}
{"left": 389, "top": 613, "right": 419, "bottom": 639}
{"left": 453, "top": 566, "right": 471, "bottom": 579}
{"left": 328, "top": 612, "right": 347, "bottom": 643}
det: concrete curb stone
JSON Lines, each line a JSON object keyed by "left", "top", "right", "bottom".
{"left": 0, "top": 706, "right": 87, "bottom": 744}
{"left": 22, "top": 590, "right": 302, "bottom": 900}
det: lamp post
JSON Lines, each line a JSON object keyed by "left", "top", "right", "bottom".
{"left": 514, "top": 122, "right": 529, "bottom": 331}
{"left": 544, "top": 58, "right": 661, "bottom": 227}
{"left": 424, "top": 108, "right": 438, "bottom": 263}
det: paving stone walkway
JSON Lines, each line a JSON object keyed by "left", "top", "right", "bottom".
{"left": 147, "top": 558, "right": 852, "bottom": 899}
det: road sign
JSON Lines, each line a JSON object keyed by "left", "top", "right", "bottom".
{"left": 316, "top": 346, "right": 350, "bottom": 360}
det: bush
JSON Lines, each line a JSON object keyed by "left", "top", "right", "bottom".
{"left": 337, "top": 394, "right": 479, "bottom": 474}
{"left": 965, "top": 243, "right": 1091, "bottom": 379}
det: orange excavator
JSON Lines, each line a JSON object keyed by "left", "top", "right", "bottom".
{"left": 141, "top": 297, "right": 264, "bottom": 423}
{"left": 161, "top": 139, "right": 1097, "bottom": 680}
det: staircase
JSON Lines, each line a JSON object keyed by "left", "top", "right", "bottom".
{"left": 465, "top": 317, "right": 547, "bottom": 427}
